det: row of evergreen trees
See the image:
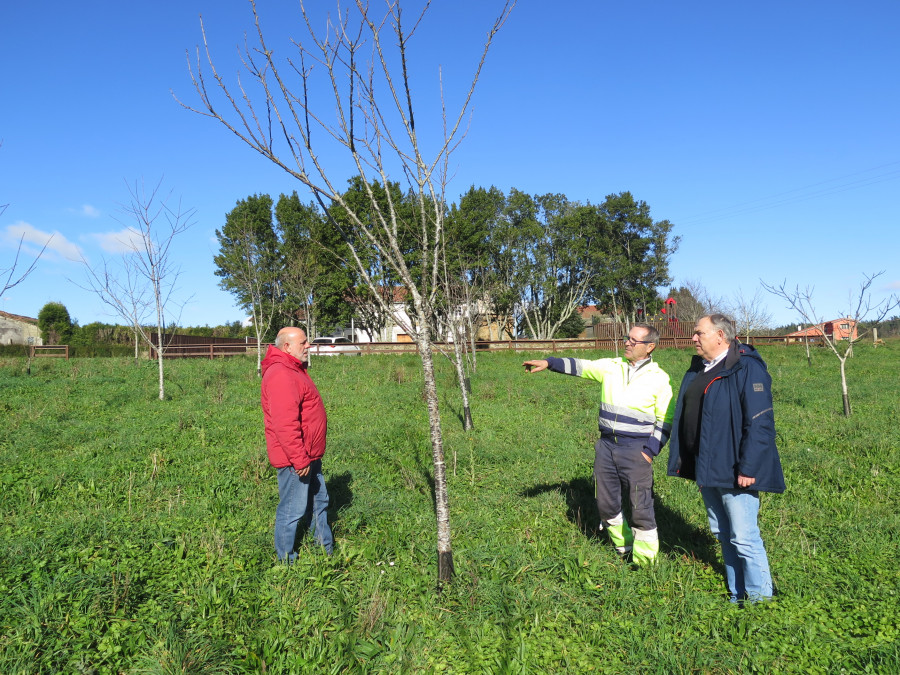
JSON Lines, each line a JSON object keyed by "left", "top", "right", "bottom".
{"left": 213, "top": 181, "right": 679, "bottom": 342}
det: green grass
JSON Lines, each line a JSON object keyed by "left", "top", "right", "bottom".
{"left": 2, "top": 344, "right": 899, "bottom": 673}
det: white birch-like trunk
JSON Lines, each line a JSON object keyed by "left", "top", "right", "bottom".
{"left": 256, "top": 332, "right": 263, "bottom": 376}
{"left": 839, "top": 357, "right": 850, "bottom": 416}
{"left": 451, "top": 329, "right": 473, "bottom": 430}
{"left": 156, "top": 334, "right": 165, "bottom": 400}
{"left": 415, "top": 330, "right": 454, "bottom": 583}
{"left": 610, "top": 291, "right": 621, "bottom": 357}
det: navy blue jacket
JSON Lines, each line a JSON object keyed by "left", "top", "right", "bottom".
{"left": 666, "top": 341, "right": 786, "bottom": 493}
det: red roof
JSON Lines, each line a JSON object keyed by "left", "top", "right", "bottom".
{"left": 0, "top": 310, "right": 38, "bottom": 324}
{"left": 786, "top": 318, "right": 857, "bottom": 338}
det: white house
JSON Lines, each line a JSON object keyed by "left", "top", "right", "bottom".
{"left": 0, "top": 310, "right": 43, "bottom": 346}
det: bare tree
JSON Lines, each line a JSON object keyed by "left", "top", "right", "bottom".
{"left": 729, "top": 286, "right": 773, "bottom": 342}
{"left": 2, "top": 141, "right": 51, "bottom": 299}
{"left": 668, "top": 279, "right": 727, "bottom": 328}
{"left": 178, "top": 0, "right": 514, "bottom": 583}
{"left": 346, "top": 284, "right": 396, "bottom": 342}
{"left": 77, "top": 253, "right": 153, "bottom": 363}
{"left": 762, "top": 272, "right": 899, "bottom": 416}
{"left": 1, "top": 205, "right": 53, "bottom": 301}
{"left": 215, "top": 219, "right": 280, "bottom": 376}
{"left": 438, "top": 251, "right": 488, "bottom": 432}
{"left": 236, "top": 227, "right": 279, "bottom": 377}
{"left": 79, "top": 179, "right": 195, "bottom": 400}
{"left": 281, "top": 252, "right": 319, "bottom": 339}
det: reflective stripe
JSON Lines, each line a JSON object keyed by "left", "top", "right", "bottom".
{"left": 632, "top": 527, "right": 658, "bottom": 543}
{"left": 598, "top": 401, "right": 667, "bottom": 438}
{"left": 600, "top": 402, "right": 656, "bottom": 424}
{"left": 599, "top": 418, "right": 655, "bottom": 436}
{"left": 561, "top": 358, "right": 582, "bottom": 376}
{"left": 546, "top": 357, "right": 584, "bottom": 376}
{"left": 549, "top": 356, "right": 674, "bottom": 443}
{"left": 653, "top": 422, "right": 672, "bottom": 444}
{"left": 605, "top": 512, "right": 625, "bottom": 527}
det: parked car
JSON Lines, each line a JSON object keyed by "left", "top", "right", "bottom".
{"left": 309, "top": 336, "right": 362, "bottom": 356}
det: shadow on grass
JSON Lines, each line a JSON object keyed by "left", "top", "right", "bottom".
{"left": 292, "top": 471, "right": 354, "bottom": 552}
{"left": 442, "top": 397, "right": 468, "bottom": 431}
{"left": 520, "top": 477, "right": 723, "bottom": 572}
{"left": 654, "top": 499, "right": 722, "bottom": 571}
{"left": 521, "top": 477, "right": 602, "bottom": 538}
{"left": 415, "top": 453, "right": 437, "bottom": 509}
{"left": 327, "top": 471, "right": 354, "bottom": 519}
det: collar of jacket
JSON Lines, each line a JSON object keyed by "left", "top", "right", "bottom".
{"left": 723, "top": 340, "right": 743, "bottom": 369}
{"left": 689, "top": 339, "right": 744, "bottom": 374}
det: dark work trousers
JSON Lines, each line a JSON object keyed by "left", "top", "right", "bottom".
{"left": 593, "top": 436, "right": 656, "bottom": 530}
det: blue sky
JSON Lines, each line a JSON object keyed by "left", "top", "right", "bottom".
{"left": 2, "top": 0, "right": 898, "bottom": 330}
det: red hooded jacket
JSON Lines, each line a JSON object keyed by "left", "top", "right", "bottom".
{"left": 260, "top": 344, "right": 327, "bottom": 470}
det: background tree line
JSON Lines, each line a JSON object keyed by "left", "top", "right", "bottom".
{"left": 34, "top": 301, "right": 251, "bottom": 347}
{"left": 213, "top": 182, "right": 680, "bottom": 343}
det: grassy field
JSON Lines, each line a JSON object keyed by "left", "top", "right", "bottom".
{"left": 2, "top": 343, "right": 899, "bottom": 673}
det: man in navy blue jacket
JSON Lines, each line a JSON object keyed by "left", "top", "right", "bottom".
{"left": 667, "top": 314, "right": 785, "bottom": 603}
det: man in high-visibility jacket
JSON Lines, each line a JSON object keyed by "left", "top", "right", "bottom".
{"left": 524, "top": 323, "right": 674, "bottom": 565}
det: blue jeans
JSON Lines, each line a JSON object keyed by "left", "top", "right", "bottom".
{"left": 275, "top": 460, "right": 333, "bottom": 562}
{"left": 700, "top": 487, "right": 773, "bottom": 603}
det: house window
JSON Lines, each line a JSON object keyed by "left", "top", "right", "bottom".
{"left": 840, "top": 323, "right": 850, "bottom": 331}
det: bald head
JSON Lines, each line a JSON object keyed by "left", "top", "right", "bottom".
{"left": 276, "top": 327, "right": 309, "bottom": 362}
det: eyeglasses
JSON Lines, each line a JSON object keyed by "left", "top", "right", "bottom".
{"left": 622, "top": 337, "right": 653, "bottom": 345}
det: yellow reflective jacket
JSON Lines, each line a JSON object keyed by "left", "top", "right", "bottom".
{"left": 546, "top": 356, "right": 675, "bottom": 456}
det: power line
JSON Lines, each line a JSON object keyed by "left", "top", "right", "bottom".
{"left": 677, "top": 161, "right": 900, "bottom": 227}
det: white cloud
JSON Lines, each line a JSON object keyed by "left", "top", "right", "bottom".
{"left": 886, "top": 280, "right": 900, "bottom": 290}
{"left": 65, "top": 204, "right": 101, "bottom": 218}
{"left": 4, "top": 221, "right": 82, "bottom": 260}
{"left": 89, "top": 227, "right": 145, "bottom": 254}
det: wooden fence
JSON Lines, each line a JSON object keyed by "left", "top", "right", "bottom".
{"left": 147, "top": 334, "right": 803, "bottom": 359}
{"left": 149, "top": 333, "right": 254, "bottom": 359}
{"left": 29, "top": 345, "right": 69, "bottom": 359}
{"left": 151, "top": 344, "right": 254, "bottom": 359}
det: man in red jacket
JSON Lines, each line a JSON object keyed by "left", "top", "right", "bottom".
{"left": 261, "top": 326, "right": 333, "bottom": 561}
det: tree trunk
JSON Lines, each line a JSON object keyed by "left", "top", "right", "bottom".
{"left": 256, "top": 332, "right": 263, "bottom": 377}
{"left": 156, "top": 333, "right": 165, "bottom": 401}
{"left": 416, "top": 332, "right": 455, "bottom": 584}
{"left": 452, "top": 334, "right": 474, "bottom": 431}
{"left": 610, "top": 291, "right": 621, "bottom": 358}
{"left": 839, "top": 357, "right": 851, "bottom": 416}
{"left": 155, "top": 280, "right": 166, "bottom": 400}
{"left": 464, "top": 304, "right": 478, "bottom": 374}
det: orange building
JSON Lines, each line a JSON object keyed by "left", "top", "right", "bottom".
{"left": 786, "top": 318, "right": 858, "bottom": 342}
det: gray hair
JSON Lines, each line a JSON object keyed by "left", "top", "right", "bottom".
{"left": 632, "top": 323, "right": 660, "bottom": 345}
{"left": 706, "top": 314, "right": 736, "bottom": 342}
